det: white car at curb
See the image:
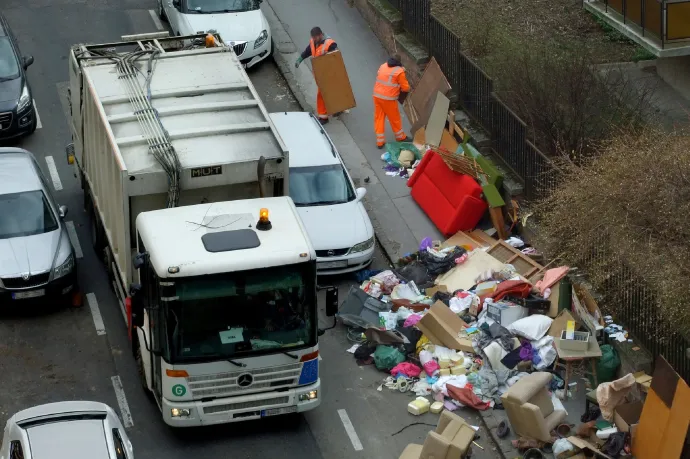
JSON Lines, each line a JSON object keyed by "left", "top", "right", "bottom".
{"left": 270, "top": 112, "right": 375, "bottom": 275}
{"left": 158, "top": 0, "right": 272, "bottom": 68}
{"left": 0, "top": 401, "right": 134, "bottom": 459}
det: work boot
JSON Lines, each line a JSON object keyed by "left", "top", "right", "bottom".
{"left": 401, "top": 136, "right": 412, "bottom": 142}
{"left": 377, "top": 144, "right": 384, "bottom": 150}
{"left": 318, "top": 118, "right": 329, "bottom": 125}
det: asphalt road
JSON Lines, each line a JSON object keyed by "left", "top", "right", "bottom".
{"left": 0, "top": 1, "right": 394, "bottom": 458}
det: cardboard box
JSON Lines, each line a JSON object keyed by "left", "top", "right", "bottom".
{"left": 416, "top": 301, "right": 474, "bottom": 353}
{"left": 311, "top": 51, "right": 356, "bottom": 114}
{"left": 559, "top": 330, "right": 590, "bottom": 351}
{"left": 614, "top": 401, "right": 643, "bottom": 433}
{"left": 548, "top": 310, "right": 576, "bottom": 339}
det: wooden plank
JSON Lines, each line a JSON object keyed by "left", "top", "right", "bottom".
{"left": 425, "top": 92, "right": 450, "bottom": 147}
{"left": 488, "top": 207, "right": 508, "bottom": 240}
{"left": 469, "top": 230, "right": 496, "bottom": 246}
{"left": 311, "top": 51, "right": 356, "bottom": 114}
{"left": 487, "top": 240, "right": 543, "bottom": 280}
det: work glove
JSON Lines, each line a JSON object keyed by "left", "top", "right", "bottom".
{"left": 295, "top": 57, "right": 303, "bottom": 68}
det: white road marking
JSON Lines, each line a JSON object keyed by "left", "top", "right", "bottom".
{"left": 44, "top": 156, "right": 63, "bottom": 191}
{"left": 148, "top": 9, "right": 165, "bottom": 31}
{"left": 65, "top": 221, "right": 83, "bottom": 258}
{"left": 111, "top": 375, "right": 134, "bottom": 428}
{"left": 86, "top": 292, "right": 106, "bottom": 336}
{"left": 337, "top": 409, "right": 363, "bottom": 451}
{"left": 33, "top": 100, "right": 41, "bottom": 129}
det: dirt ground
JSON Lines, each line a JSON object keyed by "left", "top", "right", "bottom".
{"left": 431, "top": 0, "right": 641, "bottom": 66}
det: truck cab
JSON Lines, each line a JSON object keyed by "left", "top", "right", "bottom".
{"left": 130, "top": 197, "right": 335, "bottom": 426}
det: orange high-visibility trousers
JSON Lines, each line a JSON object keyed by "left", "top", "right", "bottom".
{"left": 316, "top": 89, "right": 328, "bottom": 119}
{"left": 373, "top": 96, "right": 406, "bottom": 147}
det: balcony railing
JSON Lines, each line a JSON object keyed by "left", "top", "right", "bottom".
{"left": 585, "top": 0, "right": 690, "bottom": 52}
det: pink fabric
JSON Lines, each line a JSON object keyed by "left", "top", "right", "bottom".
{"left": 535, "top": 266, "right": 570, "bottom": 296}
{"left": 423, "top": 360, "right": 440, "bottom": 376}
{"left": 390, "top": 362, "right": 422, "bottom": 378}
{"left": 404, "top": 314, "right": 422, "bottom": 327}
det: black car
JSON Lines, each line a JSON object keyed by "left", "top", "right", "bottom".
{"left": 0, "top": 13, "right": 35, "bottom": 140}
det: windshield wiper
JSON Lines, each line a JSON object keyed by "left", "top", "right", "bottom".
{"left": 227, "top": 359, "right": 247, "bottom": 367}
{"left": 306, "top": 200, "right": 345, "bottom": 206}
{"left": 283, "top": 352, "right": 299, "bottom": 360}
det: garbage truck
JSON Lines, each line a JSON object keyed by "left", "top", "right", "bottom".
{"left": 65, "top": 32, "right": 338, "bottom": 426}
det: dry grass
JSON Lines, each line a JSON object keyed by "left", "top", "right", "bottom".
{"left": 431, "top": 0, "right": 640, "bottom": 65}
{"left": 533, "top": 126, "right": 690, "bottom": 334}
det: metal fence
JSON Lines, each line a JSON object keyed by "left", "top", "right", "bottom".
{"left": 386, "top": 0, "right": 688, "bottom": 379}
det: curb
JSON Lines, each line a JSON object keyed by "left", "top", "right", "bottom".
{"left": 261, "top": 1, "right": 420, "bottom": 264}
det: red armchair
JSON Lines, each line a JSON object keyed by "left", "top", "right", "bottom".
{"left": 407, "top": 151, "right": 487, "bottom": 237}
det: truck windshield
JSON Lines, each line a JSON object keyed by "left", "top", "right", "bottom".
{"left": 164, "top": 263, "right": 316, "bottom": 363}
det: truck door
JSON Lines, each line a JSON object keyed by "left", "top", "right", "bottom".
{"left": 148, "top": 270, "right": 164, "bottom": 406}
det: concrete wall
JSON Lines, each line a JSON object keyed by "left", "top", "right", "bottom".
{"left": 656, "top": 56, "right": 690, "bottom": 101}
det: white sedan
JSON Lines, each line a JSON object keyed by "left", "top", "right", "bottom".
{"left": 0, "top": 401, "right": 134, "bottom": 459}
{"left": 270, "top": 112, "right": 375, "bottom": 275}
{"left": 158, "top": 0, "right": 272, "bottom": 68}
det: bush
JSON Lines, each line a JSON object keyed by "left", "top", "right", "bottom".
{"left": 483, "top": 34, "right": 651, "bottom": 157}
{"left": 534, "top": 126, "right": 690, "bottom": 333}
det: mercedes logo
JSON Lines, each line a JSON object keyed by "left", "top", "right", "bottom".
{"left": 21, "top": 273, "right": 30, "bottom": 281}
{"left": 237, "top": 373, "right": 254, "bottom": 388}
{"left": 327, "top": 250, "right": 335, "bottom": 256}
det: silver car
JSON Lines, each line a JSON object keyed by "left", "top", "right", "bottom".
{"left": 0, "top": 401, "right": 134, "bottom": 459}
{"left": 0, "top": 148, "right": 77, "bottom": 304}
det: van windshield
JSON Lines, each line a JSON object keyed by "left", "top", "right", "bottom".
{"left": 164, "top": 263, "right": 316, "bottom": 363}
{"left": 186, "top": 0, "right": 260, "bottom": 13}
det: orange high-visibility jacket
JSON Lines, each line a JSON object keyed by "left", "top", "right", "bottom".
{"left": 310, "top": 37, "right": 335, "bottom": 57}
{"left": 373, "top": 63, "right": 410, "bottom": 100}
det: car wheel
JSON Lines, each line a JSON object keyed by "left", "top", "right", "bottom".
{"left": 158, "top": 0, "right": 168, "bottom": 21}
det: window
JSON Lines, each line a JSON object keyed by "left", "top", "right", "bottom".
{"left": 185, "top": 0, "right": 260, "bottom": 13}
{"left": 10, "top": 440, "right": 24, "bottom": 459}
{"left": 289, "top": 165, "right": 355, "bottom": 206}
{"left": 0, "top": 37, "right": 19, "bottom": 80}
{"left": 112, "top": 428, "right": 127, "bottom": 459}
{"left": 0, "top": 190, "right": 59, "bottom": 239}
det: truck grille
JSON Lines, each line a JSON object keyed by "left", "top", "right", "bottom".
{"left": 316, "top": 248, "right": 349, "bottom": 257}
{"left": 187, "top": 362, "right": 302, "bottom": 398}
{"left": 233, "top": 42, "right": 247, "bottom": 56}
{"left": 2, "top": 272, "right": 51, "bottom": 289}
{"left": 202, "top": 396, "right": 289, "bottom": 415}
{"left": 0, "top": 112, "right": 12, "bottom": 130}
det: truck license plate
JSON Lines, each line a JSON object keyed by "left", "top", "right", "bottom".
{"left": 12, "top": 289, "right": 45, "bottom": 300}
{"left": 261, "top": 406, "right": 297, "bottom": 417}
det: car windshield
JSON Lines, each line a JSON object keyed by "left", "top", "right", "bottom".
{"left": 165, "top": 264, "right": 316, "bottom": 363}
{"left": 186, "top": 0, "right": 260, "bottom": 13}
{"left": 290, "top": 164, "right": 355, "bottom": 206}
{"left": 0, "top": 190, "right": 58, "bottom": 239}
{"left": 0, "top": 38, "right": 19, "bottom": 81}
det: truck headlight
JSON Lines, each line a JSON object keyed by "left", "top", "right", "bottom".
{"left": 53, "top": 254, "right": 75, "bottom": 280}
{"left": 18, "top": 84, "right": 31, "bottom": 112}
{"left": 171, "top": 408, "right": 191, "bottom": 417}
{"left": 254, "top": 30, "right": 268, "bottom": 49}
{"left": 349, "top": 237, "right": 374, "bottom": 254}
{"left": 298, "top": 390, "right": 318, "bottom": 402}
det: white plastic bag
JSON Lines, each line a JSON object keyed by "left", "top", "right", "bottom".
{"left": 378, "top": 311, "right": 398, "bottom": 330}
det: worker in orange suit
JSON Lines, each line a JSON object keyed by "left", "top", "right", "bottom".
{"left": 295, "top": 27, "right": 338, "bottom": 125}
{"left": 373, "top": 54, "right": 411, "bottom": 149}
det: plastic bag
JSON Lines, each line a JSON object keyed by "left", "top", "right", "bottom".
{"left": 591, "top": 345, "right": 620, "bottom": 385}
{"left": 419, "top": 350, "right": 440, "bottom": 376}
{"left": 379, "top": 311, "right": 398, "bottom": 330}
{"left": 419, "top": 246, "right": 466, "bottom": 276}
{"left": 373, "top": 345, "right": 406, "bottom": 371}
{"left": 553, "top": 438, "right": 575, "bottom": 456}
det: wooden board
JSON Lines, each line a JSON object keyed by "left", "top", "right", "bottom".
{"left": 410, "top": 57, "right": 451, "bottom": 118}
{"left": 442, "top": 230, "right": 492, "bottom": 250}
{"left": 435, "top": 249, "right": 508, "bottom": 292}
{"left": 424, "top": 92, "right": 450, "bottom": 147}
{"left": 486, "top": 240, "right": 543, "bottom": 282}
{"left": 311, "top": 51, "right": 356, "bottom": 114}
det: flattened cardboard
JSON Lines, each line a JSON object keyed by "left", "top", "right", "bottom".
{"left": 311, "top": 51, "right": 356, "bottom": 114}
{"left": 651, "top": 354, "right": 679, "bottom": 408}
{"left": 573, "top": 283, "right": 605, "bottom": 326}
{"left": 409, "top": 57, "right": 451, "bottom": 120}
{"left": 416, "top": 301, "right": 474, "bottom": 353}
{"left": 425, "top": 285, "right": 448, "bottom": 297}
{"left": 440, "top": 129, "right": 459, "bottom": 152}
{"left": 567, "top": 436, "right": 613, "bottom": 459}
{"left": 435, "top": 250, "right": 508, "bottom": 292}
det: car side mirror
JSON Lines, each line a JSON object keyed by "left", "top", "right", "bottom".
{"left": 58, "top": 205, "right": 68, "bottom": 219}
{"left": 355, "top": 187, "right": 367, "bottom": 202}
{"left": 325, "top": 287, "right": 338, "bottom": 317}
{"left": 22, "top": 55, "right": 34, "bottom": 69}
{"left": 130, "top": 284, "right": 145, "bottom": 328}
{"left": 172, "top": 0, "right": 181, "bottom": 9}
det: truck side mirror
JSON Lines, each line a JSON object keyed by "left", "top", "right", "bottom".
{"left": 130, "top": 284, "right": 145, "bottom": 328}
{"left": 325, "top": 287, "right": 338, "bottom": 317}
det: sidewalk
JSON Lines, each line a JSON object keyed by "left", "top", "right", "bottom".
{"left": 262, "top": 0, "right": 442, "bottom": 264}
